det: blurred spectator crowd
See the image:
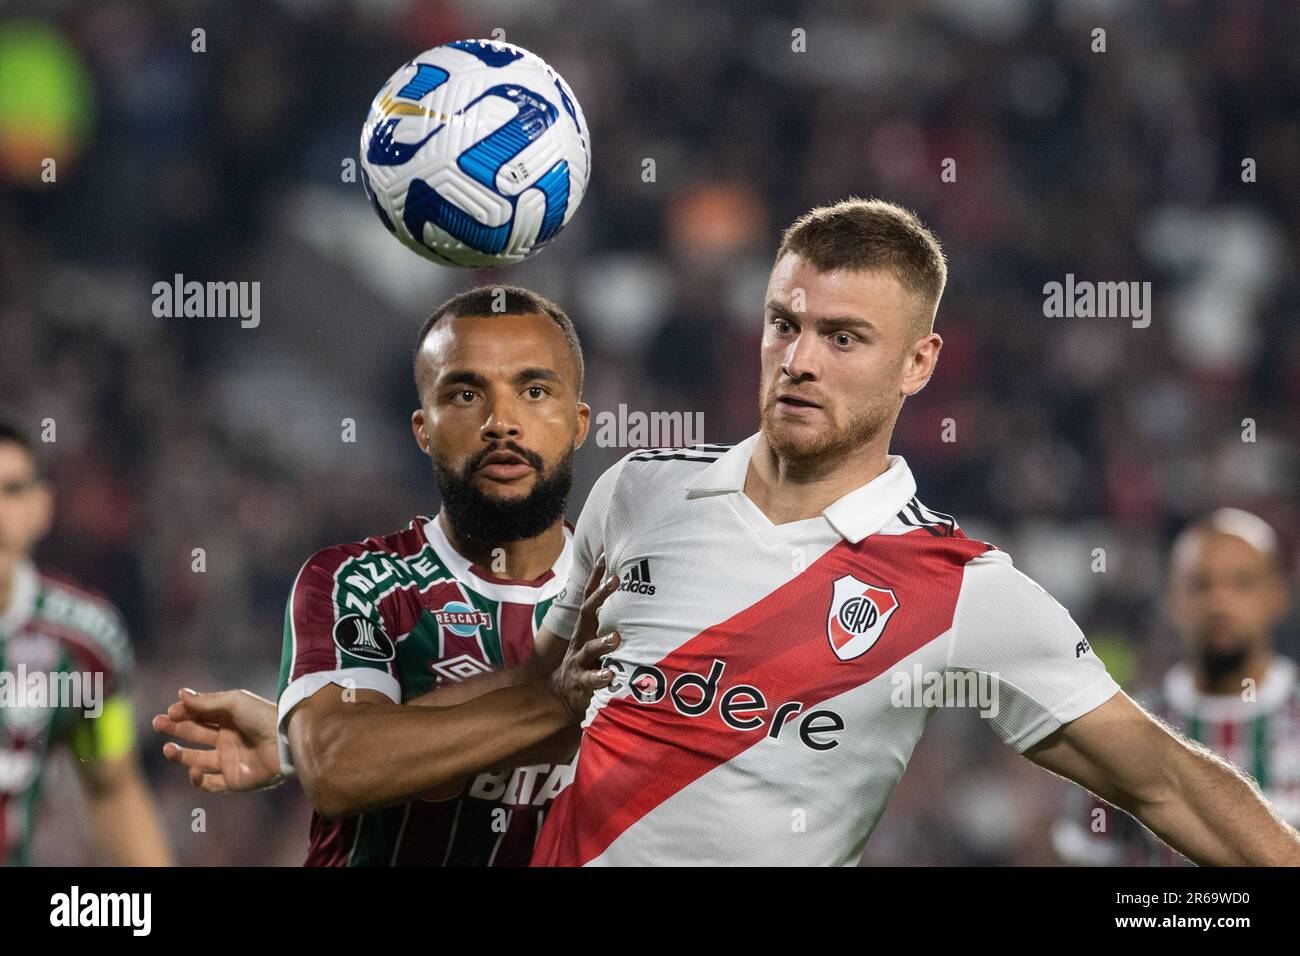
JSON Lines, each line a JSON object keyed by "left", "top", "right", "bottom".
{"left": 1, "top": 0, "right": 1297, "bottom": 864}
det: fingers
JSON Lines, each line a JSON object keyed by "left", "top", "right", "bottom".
{"left": 583, "top": 567, "right": 620, "bottom": 612}
{"left": 573, "top": 666, "right": 616, "bottom": 691}
{"left": 581, "top": 553, "right": 608, "bottom": 601}
{"left": 577, "top": 631, "right": 620, "bottom": 667}
{"left": 162, "top": 741, "right": 221, "bottom": 774}
{"left": 565, "top": 631, "right": 619, "bottom": 696}
{"left": 176, "top": 687, "right": 240, "bottom": 721}
{"left": 573, "top": 570, "right": 620, "bottom": 648}
{"left": 152, "top": 712, "right": 219, "bottom": 747}
{"left": 187, "top": 765, "right": 229, "bottom": 794}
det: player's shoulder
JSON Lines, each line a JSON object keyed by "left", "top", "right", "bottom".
{"left": 877, "top": 493, "right": 1001, "bottom": 566}
{"left": 883, "top": 503, "right": 1063, "bottom": 615}
{"left": 32, "top": 568, "right": 132, "bottom": 669}
{"left": 624, "top": 442, "right": 736, "bottom": 465}
{"left": 298, "top": 520, "right": 430, "bottom": 572}
{"left": 611, "top": 442, "right": 736, "bottom": 490}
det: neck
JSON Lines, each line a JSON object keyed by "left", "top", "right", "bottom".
{"left": 743, "top": 431, "right": 891, "bottom": 525}
{"left": 1194, "top": 646, "right": 1273, "bottom": 697}
{"left": 436, "top": 511, "right": 565, "bottom": 581}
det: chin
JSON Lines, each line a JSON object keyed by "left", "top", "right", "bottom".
{"left": 762, "top": 416, "right": 834, "bottom": 461}
{"left": 476, "top": 479, "right": 536, "bottom": 499}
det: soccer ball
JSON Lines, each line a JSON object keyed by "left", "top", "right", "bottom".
{"left": 359, "top": 39, "right": 591, "bottom": 268}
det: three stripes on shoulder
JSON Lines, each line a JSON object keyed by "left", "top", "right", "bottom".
{"left": 627, "top": 444, "right": 733, "bottom": 464}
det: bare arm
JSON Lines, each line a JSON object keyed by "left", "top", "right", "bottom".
{"left": 75, "top": 753, "right": 173, "bottom": 866}
{"left": 1025, "top": 691, "right": 1300, "bottom": 866}
{"left": 157, "top": 561, "right": 617, "bottom": 800}
{"left": 411, "top": 629, "right": 582, "bottom": 770}
{"left": 154, "top": 632, "right": 581, "bottom": 793}
{"left": 287, "top": 677, "right": 575, "bottom": 818}
{"left": 289, "top": 564, "right": 619, "bottom": 818}
{"left": 407, "top": 628, "right": 568, "bottom": 707}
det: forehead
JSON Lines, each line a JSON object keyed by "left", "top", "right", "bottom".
{"left": 766, "top": 253, "right": 913, "bottom": 322}
{"left": 0, "top": 442, "right": 36, "bottom": 476}
{"left": 1172, "top": 530, "right": 1271, "bottom": 577}
{"left": 419, "top": 311, "right": 573, "bottom": 377}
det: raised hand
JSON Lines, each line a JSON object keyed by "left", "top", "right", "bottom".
{"left": 151, "top": 688, "right": 283, "bottom": 792}
{"left": 550, "top": 554, "right": 622, "bottom": 721}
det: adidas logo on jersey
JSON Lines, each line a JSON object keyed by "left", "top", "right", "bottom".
{"left": 618, "top": 558, "right": 656, "bottom": 596}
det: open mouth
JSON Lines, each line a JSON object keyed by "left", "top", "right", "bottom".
{"left": 775, "top": 394, "right": 822, "bottom": 410}
{"left": 476, "top": 449, "right": 536, "bottom": 481}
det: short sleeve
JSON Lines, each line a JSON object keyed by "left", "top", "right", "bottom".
{"left": 276, "top": 547, "right": 403, "bottom": 772}
{"left": 57, "top": 591, "right": 133, "bottom": 698}
{"left": 43, "top": 585, "right": 135, "bottom": 763}
{"left": 540, "top": 457, "right": 627, "bottom": 641}
{"left": 946, "top": 550, "right": 1120, "bottom": 753}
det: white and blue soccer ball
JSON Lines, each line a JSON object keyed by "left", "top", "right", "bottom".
{"left": 359, "top": 39, "right": 591, "bottom": 268}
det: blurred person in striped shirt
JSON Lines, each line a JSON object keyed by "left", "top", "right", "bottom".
{"left": 1054, "top": 508, "right": 1299, "bottom": 865}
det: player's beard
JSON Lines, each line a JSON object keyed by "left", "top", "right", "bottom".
{"left": 759, "top": 386, "right": 895, "bottom": 468}
{"left": 433, "top": 442, "right": 575, "bottom": 548}
{"left": 1197, "top": 645, "right": 1251, "bottom": 682}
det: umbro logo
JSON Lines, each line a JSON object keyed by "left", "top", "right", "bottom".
{"left": 432, "top": 653, "right": 494, "bottom": 683}
{"left": 619, "top": 558, "right": 656, "bottom": 596}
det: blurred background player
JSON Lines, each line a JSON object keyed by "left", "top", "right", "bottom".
{"left": 156, "top": 285, "right": 602, "bottom": 866}
{"left": 0, "top": 422, "right": 171, "bottom": 866}
{"left": 1053, "top": 508, "right": 1299, "bottom": 865}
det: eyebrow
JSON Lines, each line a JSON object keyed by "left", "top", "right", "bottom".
{"left": 438, "top": 366, "right": 565, "bottom": 389}
{"left": 764, "top": 300, "right": 878, "bottom": 333}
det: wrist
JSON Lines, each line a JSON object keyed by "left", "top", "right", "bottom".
{"left": 529, "top": 675, "right": 581, "bottom": 725}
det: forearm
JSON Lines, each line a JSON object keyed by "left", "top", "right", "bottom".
{"left": 1132, "top": 742, "right": 1300, "bottom": 866}
{"left": 409, "top": 647, "right": 556, "bottom": 708}
{"left": 408, "top": 665, "right": 528, "bottom": 707}
{"left": 85, "top": 773, "right": 173, "bottom": 866}
{"left": 486, "top": 724, "right": 581, "bottom": 772}
{"left": 296, "top": 680, "right": 573, "bottom": 817}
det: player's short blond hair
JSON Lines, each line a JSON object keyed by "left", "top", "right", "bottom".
{"left": 775, "top": 197, "right": 948, "bottom": 335}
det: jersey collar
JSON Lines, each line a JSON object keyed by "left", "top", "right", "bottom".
{"left": 0, "top": 559, "right": 39, "bottom": 638}
{"left": 419, "top": 515, "right": 572, "bottom": 604}
{"left": 684, "top": 432, "right": 918, "bottom": 543}
{"left": 1164, "top": 655, "right": 1296, "bottom": 719}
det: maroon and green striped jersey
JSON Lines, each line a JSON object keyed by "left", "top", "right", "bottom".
{"left": 1054, "top": 655, "right": 1300, "bottom": 865}
{"left": 0, "top": 560, "right": 134, "bottom": 866}
{"left": 276, "top": 515, "right": 573, "bottom": 866}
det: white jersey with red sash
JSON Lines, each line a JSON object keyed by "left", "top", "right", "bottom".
{"left": 534, "top": 435, "right": 1120, "bottom": 866}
